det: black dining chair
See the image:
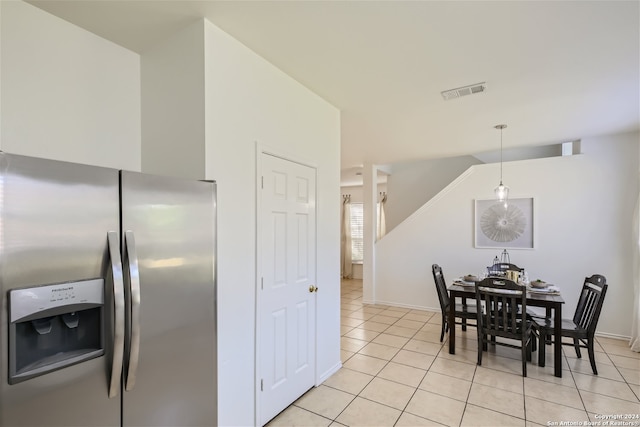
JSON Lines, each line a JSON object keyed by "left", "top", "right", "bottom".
{"left": 432, "top": 264, "right": 477, "bottom": 342}
{"left": 533, "top": 274, "right": 608, "bottom": 375}
{"left": 475, "top": 277, "right": 536, "bottom": 377}
{"left": 485, "top": 263, "right": 534, "bottom": 320}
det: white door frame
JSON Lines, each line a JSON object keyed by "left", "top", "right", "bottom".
{"left": 254, "top": 142, "right": 319, "bottom": 426}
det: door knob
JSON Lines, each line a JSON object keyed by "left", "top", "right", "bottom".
{"left": 308, "top": 285, "right": 318, "bottom": 293}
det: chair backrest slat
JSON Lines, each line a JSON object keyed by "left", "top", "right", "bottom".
{"left": 572, "top": 274, "right": 608, "bottom": 334}
{"left": 432, "top": 264, "right": 450, "bottom": 313}
{"left": 578, "top": 291, "right": 597, "bottom": 328}
{"left": 475, "top": 278, "right": 526, "bottom": 339}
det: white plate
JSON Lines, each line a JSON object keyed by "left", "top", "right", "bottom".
{"left": 530, "top": 281, "right": 548, "bottom": 289}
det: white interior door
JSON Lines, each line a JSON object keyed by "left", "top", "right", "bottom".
{"left": 259, "top": 153, "right": 317, "bottom": 426}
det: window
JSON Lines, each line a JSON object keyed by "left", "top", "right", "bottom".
{"left": 349, "top": 202, "right": 383, "bottom": 263}
{"left": 350, "top": 203, "right": 364, "bottom": 263}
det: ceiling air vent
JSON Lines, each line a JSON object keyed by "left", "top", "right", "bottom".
{"left": 441, "top": 82, "right": 487, "bottom": 100}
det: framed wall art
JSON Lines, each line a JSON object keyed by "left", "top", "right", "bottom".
{"left": 474, "top": 197, "right": 534, "bottom": 249}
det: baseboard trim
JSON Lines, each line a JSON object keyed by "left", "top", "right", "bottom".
{"left": 595, "top": 331, "right": 631, "bottom": 341}
{"left": 372, "top": 299, "right": 439, "bottom": 313}
{"left": 318, "top": 361, "right": 342, "bottom": 385}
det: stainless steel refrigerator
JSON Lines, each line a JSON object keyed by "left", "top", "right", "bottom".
{"left": 0, "top": 153, "right": 217, "bottom": 427}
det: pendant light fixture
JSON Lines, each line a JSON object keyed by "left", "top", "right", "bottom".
{"left": 494, "top": 124, "right": 509, "bottom": 203}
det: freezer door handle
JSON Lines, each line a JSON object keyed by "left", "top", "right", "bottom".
{"left": 124, "top": 230, "right": 141, "bottom": 391}
{"left": 107, "top": 231, "right": 125, "bottom": 398}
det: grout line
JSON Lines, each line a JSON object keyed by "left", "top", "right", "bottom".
{"left": 330, "top": 281, "right": 640, "bottom": 427}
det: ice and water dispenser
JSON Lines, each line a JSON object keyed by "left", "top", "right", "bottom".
{"left": 8, "top": 278, "right": 105, "bottom": 384}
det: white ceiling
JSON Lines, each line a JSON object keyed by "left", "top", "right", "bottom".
{"left": 28, "top": 1, "right": 640, "bottom": 173}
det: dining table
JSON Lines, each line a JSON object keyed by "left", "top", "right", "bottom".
{"left": 448, "top": 281, "right": 565, "bottom": 378}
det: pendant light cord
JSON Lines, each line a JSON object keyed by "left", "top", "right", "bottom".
{"left": 500, "top": 126, "right": 503, "bottom": 184}
{"left": 494, "top": 124, "right": 507, "bottom": 185}
{"left": 494, "top": 124, "right": 508, "bottom": 203}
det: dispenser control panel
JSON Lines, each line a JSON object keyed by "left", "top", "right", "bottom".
{"left": 9, "top": 279, "right": 104, "bottom": 323}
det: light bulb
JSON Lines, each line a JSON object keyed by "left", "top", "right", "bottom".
{"left": 495, "top": 183, "right": 509, "bottom": 202}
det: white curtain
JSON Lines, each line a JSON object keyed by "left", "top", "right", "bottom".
{"left": 377, "top": 192, "right": 387, "bottom": 241}
{"left": 630, "top": 181, "right": 640, "bottom": 352}
{"left": 341, "top": 195, "right": 353, "bottom": 279}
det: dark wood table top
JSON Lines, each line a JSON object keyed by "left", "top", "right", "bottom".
{"left": 449, "top": 282, "right": 565, "bottom": 305}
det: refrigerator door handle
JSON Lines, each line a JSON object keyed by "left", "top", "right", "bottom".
{"left": 124, "top": 230, "right": 141, "bottom": 391}
{"left": 107, "top": 231, "right": 125, "bottom": 399}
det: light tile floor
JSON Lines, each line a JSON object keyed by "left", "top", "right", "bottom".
{"left": 268, "top": 279, "right": 640, "bottom": 426}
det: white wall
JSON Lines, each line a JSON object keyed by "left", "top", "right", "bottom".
{"left": 203, "top": 21, "right": 341, "bottom": 426}
{"left": 376, "top": 131, "right": 639, "bottom": 338}
{"left": 0, "top": 1, "right": 3, "bottom": 148}
{"left": 0, "top": 1, "right": 141, "bottom": 171}
{"left": 473, "top": 143, "right": 562, "bottom": 164}
{"left": 141, "top": 20, "right": 205, "bottom": 179}
{"left": 385, "top": 155, "right": 481, "bottom": 231}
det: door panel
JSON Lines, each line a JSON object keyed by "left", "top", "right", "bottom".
{"left": 120, "top": 171, "right": 216, "bottom": 427}
{"left": 295, "top": 301, "right": 309, "bottom": 372}
{"left": 272, "top": 309, "right": 287, "bottom": 386}
{"left": 0, "top": 153, "right": 120, "bottom": 427}
{"left": 296, "top": 214, "right": 309, "bottom": 280}
{"left": 273, "top": 213, "right": 287, "bottom": 285}
{"left": 260, "top": 154, "right": 316, "bottom": 425}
